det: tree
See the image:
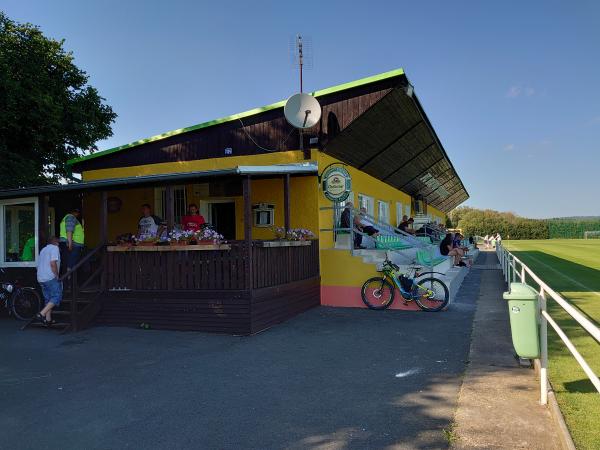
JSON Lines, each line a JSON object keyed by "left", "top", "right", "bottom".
{"left": 450, "top": 206, "right": 549, "bottom": 240}
{"left": 0, "top": 13, "right": 116, "bottom": 188}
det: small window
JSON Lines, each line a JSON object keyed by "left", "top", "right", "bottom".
{"left": 378, "top": 201, "right": 390, "bottom": 224}
{"left": 252, "top": 203, "right": 275, "bottom": 227}
{"left": 0, "top": 197, "right": 38, "bottom": 267}
{"left": 154, "top": 186, "right": 187, "bottom": 224}
{"left": 357, "top": 194, "right": 374, "bottom": 216}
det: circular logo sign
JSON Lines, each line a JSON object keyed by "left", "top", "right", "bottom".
{"left": 322, "top": 166, "right": 351, "bottom": 202}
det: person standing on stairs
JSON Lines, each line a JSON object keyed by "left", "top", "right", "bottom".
{"left": 59, "top": 208, "right": 85, "bottom": 275}
{"left": 36, "top": 236, "right": 62, "bottom": 326}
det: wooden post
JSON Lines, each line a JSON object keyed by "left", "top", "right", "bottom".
{"left": 243, "top": 176, "right": 253, "bottom": 290}
{"left": 165, "top": 185, "right": 175, "bottom": 229}
{"left": 100, "top": 191, "right": 108, "bottom": 244}
{"left": 38, "top": 195, "right": 49, "bottom": 247}
{"left": 283, "top": 174, "right": 291, "bottom": 231}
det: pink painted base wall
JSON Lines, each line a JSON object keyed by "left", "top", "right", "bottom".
{"left": 320, "top": 285, "right": 421, "bottom": 311}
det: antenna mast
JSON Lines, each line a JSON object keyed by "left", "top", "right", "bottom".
{"left": 297, "top": 34, "right": 303, "bottom": 93}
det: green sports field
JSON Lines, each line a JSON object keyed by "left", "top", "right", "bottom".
{"left": 504, "top": 240, "right": 600, "bottom": 450}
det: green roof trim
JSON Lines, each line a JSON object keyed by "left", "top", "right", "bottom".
{"left": 68, "top": 68, "right": 405, "bottom": 166}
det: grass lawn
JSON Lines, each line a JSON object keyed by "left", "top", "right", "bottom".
{"left": 504, "top": 239, "right": 600, "bottom": 450}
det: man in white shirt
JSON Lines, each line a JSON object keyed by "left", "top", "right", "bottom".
{"left": 138, "top": 204, "right": 165, "bottom": 239}
{"left": 36, "top": 236, "right": 62, "bottom": 325}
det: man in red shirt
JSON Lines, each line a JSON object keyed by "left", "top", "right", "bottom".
{"left": 181, "top": 203, "right": 206, "bottom": 232}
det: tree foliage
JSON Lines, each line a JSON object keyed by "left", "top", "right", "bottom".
{"left": 547, "top": 219, "right": 600, "bottom": 239}
{"left": 0, "top": 12, "right": 116, "bottom": 188}
{"left": 450, "top": 207, "right": 600, "bottom": 240}
{"left": 451, "top": 206, "right": 548, "bottom": 240}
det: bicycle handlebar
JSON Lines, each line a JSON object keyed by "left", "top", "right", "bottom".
{"left": 382, "top": 258, "right": 399, "bottom": 272}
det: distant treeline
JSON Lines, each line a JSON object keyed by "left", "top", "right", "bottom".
{"left": 448, "top": 207, "right": 600, "bottom": 240}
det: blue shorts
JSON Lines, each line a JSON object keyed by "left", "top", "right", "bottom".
{"left": 40, "top": 278, "right": 63, "bottom": 306}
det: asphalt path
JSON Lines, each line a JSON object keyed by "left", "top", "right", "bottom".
{"left": 1, "top": 269, "right": 480, "bottom": 450}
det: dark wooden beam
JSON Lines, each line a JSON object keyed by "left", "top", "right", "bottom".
{"left": 100, "top": 191, "right": 108, "bottom": 244}
{"left": 38, "top": 195, "right": 49, "bottom": 247}
{"left": 283, "top": 174, "right": 291, "bottom": 231}
{"left": 165, "top": 185, "right": 175, "bottom": 229}
{"left": 243, "top": 176, "right": 253, "bottom": 290}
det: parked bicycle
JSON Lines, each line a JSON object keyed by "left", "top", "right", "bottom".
{"left": 0, "top": 268, "right": 41, "bottom": 320}
{"left": 361, "top": 258, "right": 449, "bottom": 312}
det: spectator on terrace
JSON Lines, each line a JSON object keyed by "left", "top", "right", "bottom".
{"left": 138, "top": 204, "right": 165, "bottom": 239}
{"left": 440, "top": 233, "right": 468, "bottom": 267}
{"left": 399, "top": 216, "right": 415, "bottom": 235}
{"left": 358, "top": 207, "right": 380, "bottom": 238}
{"left": 181, "top": 204, "right": 206, "bottom": 232}
{"left": 341, "top": 202, "right": 364, "bottom": 249}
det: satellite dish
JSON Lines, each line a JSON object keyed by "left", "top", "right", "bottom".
{"left": 284, "top": 93, "right": 322, "bottom": 129}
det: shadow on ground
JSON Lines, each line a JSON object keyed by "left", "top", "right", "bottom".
{"left": 0, "top": 270, "right": 480, "bottom": 450}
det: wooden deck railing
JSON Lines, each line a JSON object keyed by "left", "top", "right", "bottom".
{"left": 252, "top": 240, "right": 320, "bottom": 289}
{"left": 103, "top": 240, "right": 319, "bottom": 291}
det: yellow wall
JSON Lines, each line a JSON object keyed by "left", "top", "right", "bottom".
{"left": 80, "top": 149, "right": 445, "bottom": 245}
{"left": 428, "top": 205, "right": 447, "bottom": 225}
{"left": 83, "top": 187, "right": 154, "bottom": 246}
{"left": 81, "top": 151, "right": 308, "bottom": 181}
{"left": 82, "top": 178, "right": 319, "bottom": 243}
{"left": 316, "top": 152, "right": 414, "bottom": 249}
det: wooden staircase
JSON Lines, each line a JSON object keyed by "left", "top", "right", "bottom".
{"left": 23, "top": 244, "right": 106, "bottom": 333}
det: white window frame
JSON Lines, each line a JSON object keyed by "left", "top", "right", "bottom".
{"left": 154, "top": 186, "right": 187, "bottom": 224}
{"left": 252, "top": 203, "right": 275, "bottom": 227}
{"left": 357, "top": 194, "right": 374, "bottom": 217}
{"left": 396, "top": 202, "right": 404, "bottom": 227}
{"left": 404, "top": 204, "right": 411, "bottom": 218}
{"left": 378, "top": 200, "right": 390, "bottom": 224}
{"left": 0, "top": 197, "right": 39, "bottom": 268}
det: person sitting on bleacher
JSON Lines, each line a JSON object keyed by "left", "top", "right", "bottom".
{"left": 358, "top": 207, "right": 380, "bottom": 239}
{"left": 398, "top": 216, "right": 415, "bottom": 235}
{"left": 440, "top": 233, "right": 468, "bottom": 267}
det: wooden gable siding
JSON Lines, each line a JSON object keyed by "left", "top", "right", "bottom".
{"left": 72, "top": 78, "right": 400, "bottom": 173}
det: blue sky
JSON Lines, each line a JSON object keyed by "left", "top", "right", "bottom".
{"left": 4, "top": 0, "right": 599, "bottom": 218}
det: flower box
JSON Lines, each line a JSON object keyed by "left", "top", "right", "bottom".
{"left": 255, "top": 240, "right": 312, "bottom": 248}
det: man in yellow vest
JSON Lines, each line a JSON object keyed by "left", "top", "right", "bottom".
{"left": 59, "top": 208, "right": 85, "bottom": 273}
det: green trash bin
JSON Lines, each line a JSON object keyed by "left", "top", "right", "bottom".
{"left": 503, "top": 283, "right": 540, "bottom": 359}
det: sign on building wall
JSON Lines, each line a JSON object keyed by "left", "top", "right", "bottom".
{"left": 321, "top": 165, "right": 352, "bottom": 203}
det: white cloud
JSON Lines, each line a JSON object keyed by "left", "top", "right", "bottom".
{"left": 503, "top": 144, "right": 515, "bottom": 151}
{"left": 506, "top": 84, "right": 535, "bottom": 98}
{"left": 506, "top": 86, "right": 522, "bottom": 98}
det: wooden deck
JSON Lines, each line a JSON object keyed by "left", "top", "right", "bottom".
{"left": 96, "top": 240, "right": 320, "bottom": 334}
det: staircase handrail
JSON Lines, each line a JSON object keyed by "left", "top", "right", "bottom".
{"left": 59, "top": 242, "right": 106, "bottom": 332}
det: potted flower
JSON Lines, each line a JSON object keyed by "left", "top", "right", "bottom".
{"left": 286, "top": 228, "right": 315, "bottom": 241}
{"left": 272, "top": 226, "right": 287, "bottom": 240}
{"left": 195, "top": 227, "right": 224, "bottom": 245}
{"left": 168, "top": 229, "right": 194, "bottom": 245}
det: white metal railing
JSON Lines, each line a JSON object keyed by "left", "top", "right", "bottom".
{"left": 319, "top": 205, "right": 438, "bottom": 270}
{"left": 496, "top": 243, "right": 600, "bottom": 405}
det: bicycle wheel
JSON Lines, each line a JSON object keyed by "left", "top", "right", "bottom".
{"left": 11, "top": 288, "right": 41, "bottom": 321}
{"left": 361, "top": 277, "right": 395, "bottom": 310}
{"left": 413, "top": 277, "right": 449, "bottom": 312}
